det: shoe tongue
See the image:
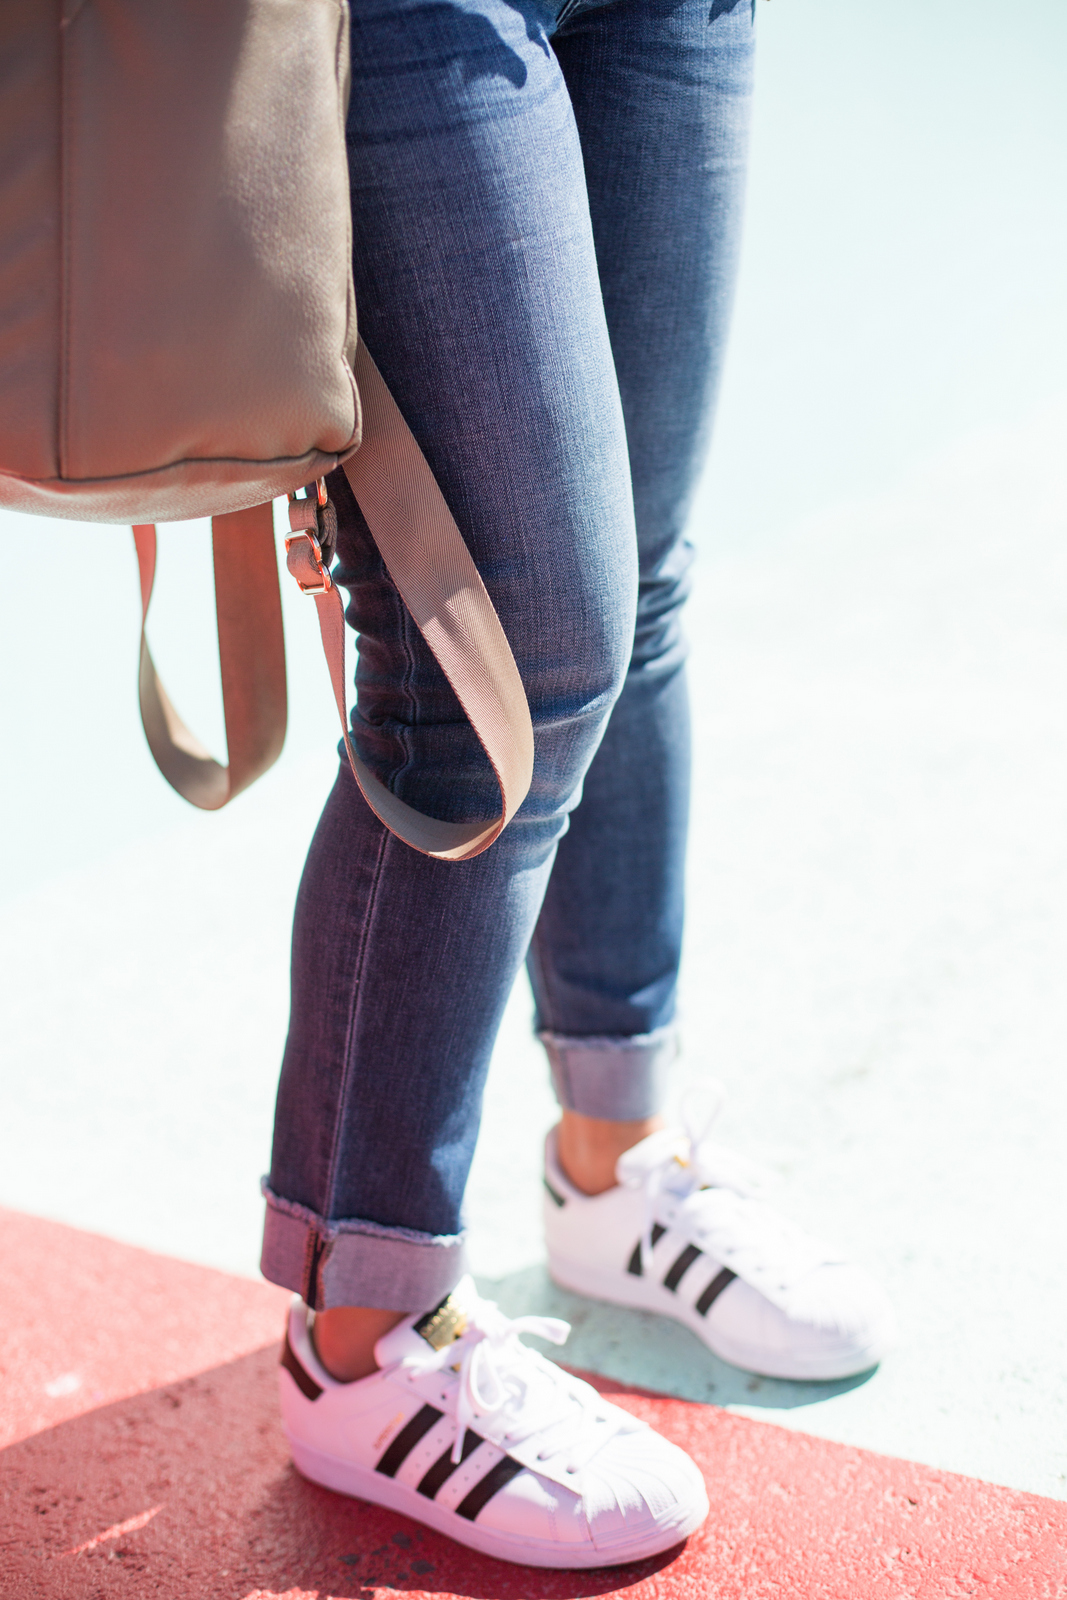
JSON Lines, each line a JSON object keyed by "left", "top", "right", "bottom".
{"left": 615, "top": 1128, "right": 690, "bottom": 1189}
{"left": 374, "top": 1275, "right": 478, "bottom": 1367}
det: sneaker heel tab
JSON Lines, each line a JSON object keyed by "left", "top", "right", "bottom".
{"left": 280, "top": 1323, "right": 325, "bottom": 1401}
{"left": 616, "top": 1129, "right": 688, "bottom": 1188}
{"left": 542, "top": 1127, "right": 575, "bottom": 1202}
{"left": 282, "top": 1297, "right": 338, "bottom": 1394}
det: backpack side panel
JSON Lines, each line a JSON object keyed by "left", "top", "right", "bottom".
{"left": 0, "top": 2, "right": 62, "bottom": 482}
{"left": 61, "top": 0, "right": 358, "bottom": 485}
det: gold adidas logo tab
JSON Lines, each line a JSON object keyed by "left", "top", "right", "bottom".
{"left": 415, "top": 1290, "right": 469, "bottom": 1352}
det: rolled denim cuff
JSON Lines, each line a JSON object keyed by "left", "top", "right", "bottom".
{"left": 538, "top": 1026, "right": 678, "bottom": 1120}
{"left": 260, "top": 1181, "right": 466, "bottom": 1312}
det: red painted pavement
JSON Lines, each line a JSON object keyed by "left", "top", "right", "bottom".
{"left": 1, "top": 1208, "right": 1064, "bottom": 1599}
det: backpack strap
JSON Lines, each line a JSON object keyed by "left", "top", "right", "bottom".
{"left": 132, "top": 504, "right": 286, "bottom": 811}
{"left": 287, "top": 337, "right": 534, "bottom": 861}
{"left": 134, "top": 338, "right": 534, "bottom": 858}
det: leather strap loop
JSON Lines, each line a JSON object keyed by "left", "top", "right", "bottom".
{"left": 332, "top": 338, "right": 534, "bottom": 861}
{"left": 132, "top": 505, "right": 287, "bottom": 810}
{"left": 131, "top": 338, "right": 534, "bottom": 860}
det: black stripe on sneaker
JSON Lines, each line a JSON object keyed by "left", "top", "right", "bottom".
{"left": 663, "top": 1242, "right": 703, "bottom": 1292}
{"left": 280, "top": 1329, "right": 323, "bottom": 1401}
{"left": 416, "top": 1429, "right": 482, "bottom": 1499}
{"left": 375, "top": 1404, "right": 444, "bottom": 1477}
{"left": 695, "top": 1266, "right": 737, "bottom": 1316}
{"left": 543, "top": 1176, "right": 566, "bottom": 1208}
{"left": 455, "top": 1455, "right": 525, "bottom": 1521}
{"left": 626, "top": 1223, "right": 667, "bottom": 1276}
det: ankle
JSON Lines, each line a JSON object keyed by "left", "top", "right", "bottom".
{"left": 311, "top": 1304, "right": 406, "bottom": 1382}
{"left": 556, "top": 1110, "right": 665, "bottom": 1197}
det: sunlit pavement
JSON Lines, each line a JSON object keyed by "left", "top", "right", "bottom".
{"left": 4, "top": 1208, "right": 1066, "bottom": 1599}
{"left": 3, "top": 2, "right": 1067, "bottom": 1593}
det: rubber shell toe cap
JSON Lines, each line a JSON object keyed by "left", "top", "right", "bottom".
{"left": 582, "top": 1430, "right": 709, "bottom": 1551}
{"left": 713, "top": 1263, "right": 896, "bottom": 1380}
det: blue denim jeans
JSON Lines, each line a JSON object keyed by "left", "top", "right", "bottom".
{"left": 261, "top": 0, "right": 754, "bottom": 1310}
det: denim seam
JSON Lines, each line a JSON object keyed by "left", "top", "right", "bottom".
{"left": 322, "top": 806, "right": 390, "bottom": 1220}
{"left": 528, "top": 915, "right": 565, "bottom": 1041}
{"left": 356, "top": 550, "right": 418, "bottom": 797}
{"left": 554, "top": 0, "right": 583, "bottom": 30}
{"left": 381, "top": 552, "right": 419, "bottom": 795}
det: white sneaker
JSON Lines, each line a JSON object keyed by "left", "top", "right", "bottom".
{"left": 279, "top": 1276, "right": 708, "bottom": 1569}
{"left": 544, "top": 1122, "right": 895, "bottom": 1381}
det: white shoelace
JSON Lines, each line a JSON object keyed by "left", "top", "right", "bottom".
{"left": 616, "top": 1089, "right": 839, "bottom": 1292}
{"left": 402, "top": 1298, "right": 633, "bottom": 1471}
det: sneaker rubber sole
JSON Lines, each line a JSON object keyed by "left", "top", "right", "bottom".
{"left": 287, "top": 1433, "right": 704, "bottom": 1568}
{"left": 548, "top": 1255, "right": 886, "bottom": 1382}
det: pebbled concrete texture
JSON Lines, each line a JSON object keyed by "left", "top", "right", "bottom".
{"left": 4, "top": 1210, "right": 1066, "bottom": 1600}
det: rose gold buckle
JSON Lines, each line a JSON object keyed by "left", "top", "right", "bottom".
{"left": 284, "top": 530, "right": 333, "bottom": 595}
{"left": 287, "top": 478, "right": 328, "bottom": 511}
{"left": 285, "top": 482, "right": 333, "bottom": 594}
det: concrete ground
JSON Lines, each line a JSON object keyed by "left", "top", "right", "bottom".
{"left": 6, "top": 1211, "right": 1065, "bottom": 1600}
{"left": 2, "top": 0, "right": 1066, "bottom": 1517}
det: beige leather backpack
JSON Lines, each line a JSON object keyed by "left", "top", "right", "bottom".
{"left": 0, "top": 0, "right": 532, "bottom": 860}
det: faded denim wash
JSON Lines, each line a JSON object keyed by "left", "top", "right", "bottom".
{"left": 262, "top": 0, "right": 755, "bottom": 1310}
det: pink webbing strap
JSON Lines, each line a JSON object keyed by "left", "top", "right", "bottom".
{"left": 132, "top": 338, "right": 532, "bottom": 855}
{"left": 133, "top": 505, "right": 287, "bottom": 810}
{"left": 288, "top": 337, "right": 534, "bottom": 861}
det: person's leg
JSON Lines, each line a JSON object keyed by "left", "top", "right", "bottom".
{"left": 527, "top": 4, "right": 893, "bottom": 1386}
{"left": 262, "top": 0, "right": 639, "bottom": 1359}
{"left": 528, "top": 0, "right": 756, "bottom": 1151}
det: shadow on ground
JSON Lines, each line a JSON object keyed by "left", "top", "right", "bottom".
{"left": 0, "top": 1344, "right": 684, "bottom": 1600}
{"left": 5, "top": 1335, "right": 1063, "bottom": 1599}
{"left": 479, "top": 1264, "right": 875, "bottom": 1410}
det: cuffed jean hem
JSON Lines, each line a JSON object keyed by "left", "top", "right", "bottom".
{"left": 260, "top": 1182, "right": 467, "bottom": 1313}
{"left": 538, "top": 1026, "right": 678, "bottom": 1121}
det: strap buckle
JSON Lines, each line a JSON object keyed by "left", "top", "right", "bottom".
{"left": 285, "top": 479, "right": 335, "bottom": 595}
